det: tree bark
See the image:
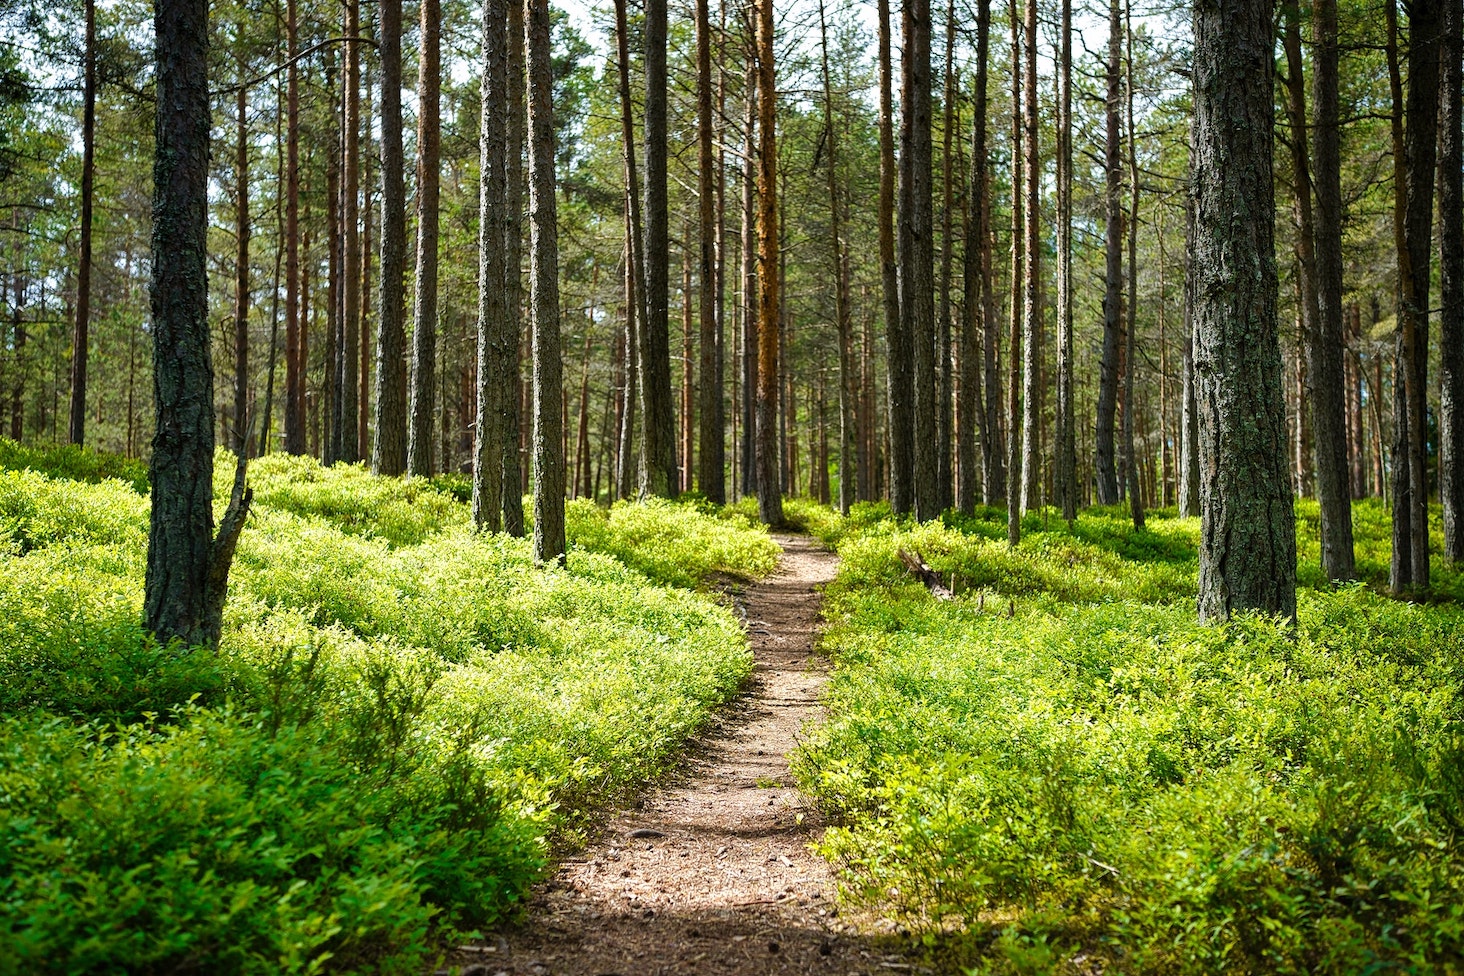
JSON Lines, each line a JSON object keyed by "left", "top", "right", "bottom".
{"left": 1095, "top": 0, "right": 1123, "bottom": 506}
{"left": 1192, "top": 0, "right": 1296, "bottom": 622}
{"left": 1019, "top": 0, "right": 1041, "bottom": 513}
{"left": 526, "top": 0, "right": 565, "bottom": 564}
{"left": 696, "top": 0, "right": 725, "bottom": 502}
{"left": 69, "top": 0, "right": 96, "bottom": 447}
{"left": 1054, "top": 0, "right": 1075, "bottom": 522}
{"left": 1006, "top": 0, "right": 1022, "bottom": 545}
{"left": 878, "top": 0, "right": 911, "bottom": 514}
{"left": 936, "top": 0, "right": 957, "bottom": 513}
{"left": 284, "top": 0, "right": 305, "bottom": 455}
{"left": 640, "top": 0, "right": 678, "bottom": 497}
{"left": 902, "top": 0, "right": 937, "bottom": 520}
{"left": 408, "top": 0, "right": 441, "bottom": 477}
{"left": 1441, "top": 0, "right": 1464, "bottom": 561}
{"left": 741, "top": 23, "right": 758, "bottom": 500}
{"left": 958, "top": 6, "right": 991, "bottom": 515}
{"left": 1299, "top": 0, "right": 1356, "bottom": 578}
{"left": 337, "top": 0, "right": 360, "bottom": 462}
{"left": 372, "top": 0, "right": 407, "bottom": 475}
{"left": 1124, "top": 0, "right": 1144, "bottom": 529}
{"left": 755, "top": 0, "right": 784, "bottom": 526}
{"left": 146, "top": 0, "right": 251, "bottom": 649}
{"left": 503, "top": 8, "right": 526, "bottom": 535}
{"left": 818, "top": 0, "right": 856, "bottom": 514}
{"left": 232, "top": 51, "right": 250, "bottom": 457}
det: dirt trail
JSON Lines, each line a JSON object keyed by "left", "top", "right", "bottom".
{"left": 446, "top": 534, "right": 911, "bottom": 976}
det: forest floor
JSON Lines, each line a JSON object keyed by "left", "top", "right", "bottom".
{"left": 443, "top": 534, "right": 917, "bottom": 976}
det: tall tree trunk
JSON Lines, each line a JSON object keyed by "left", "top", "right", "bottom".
{"left": 69, "top": 0, "right": 96, "bottom": 446}
{"left": 640, "top": 0, "right": 677, "bottom": 497}
{"left": 1019, "top": 0, "right": 1041, "bottom": 513}
{"left": 617, "top": 223, "right": 639, "bottom": 499}
{"left": 614, "top": 0, "right": 647, "bottom": 501}
{"left": 284, "top": 0, "right": 305, "bottom": 454}
{"left": 372, "top": 0, "right": 407, "bottom": 475}
{"left": 474, "top": 0, "right": 511, "bottom": 531}
{"left": 1441, "top": 0, "right": 1464, "bottom": 561}
{"left": 741, "top": 28, "right": 758, "bottom": 500}
{"left": 1006, "top": 0, "right": 1023, "bottom": 545}
{"left": 958, "top": 6, "right": 990, "bottom": 515}
{"left": 1124, "top": 0, "right": 1144, "bottom": 529}
{"left": 754, "top": 0, "right": 784, "bottom": 525}
{"left": 1180, "top": 146, "right": 1201, "bottom": 516}
{"left": 818, "top": 0, "right": 856, "bottom": 514}
{"left": 903, "top": 0, "right": 937, "bottom": 520}
{"left": 232, "top": 53, "right": 250, "bottom": 457}
{"left": 526, "top": 0, "right": 565, "bottom": 563}
{"left": 1054, "top": 0, "right": 1075, "bottom": 522}
{"left": 1095, "top": 0, "right": 1123, "bottom": 505}
{"left": 974, "top": 0, "right": 1002, "bottom": 506}
{"left": 337, "top": 0, "right": 360, "bottom": 461}
{"left": 936, "top": 0, "right": 956, "bottom": 513}
{"left": 878, "top": 0, "right": 911, "bottom": 513}
{"left": 408, "top": 0, "right": 441, "bottom": 477}
{"left": 146, "top": 0, "right": 251, "bottom": 649}
{"left": 503, "top": 9, "right": 526, "bottom": 535}
{"left": 1192, "top": 0, "right": 1296, "bottom": 622}
{"left": 696, "top": 0, "right": 726, "bottom": 502}
{"left": 682, "top": 239, "right": 695, "bottom": 490}
{"left": 1297, "top": 0, "right": 1356, "bottom": 577}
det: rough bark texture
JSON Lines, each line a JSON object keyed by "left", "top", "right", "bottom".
{"left": 1018, "top": 0, "right": 1041, "bottom": 513}
{"left": 70, "top": 0, "right": 96, "bottom": 447}
{"left": 1054, "top": 0, "right": 1075, "bottom": 522}
{"left": 755, "top": 0, "right": 784, "bottom": 527}
{"left": 408, "top": 0, "right": 441, "bottom": 477}
{"left": 503, "top": 10, "right": 526, "bottom": 536}
{"left": 146, "top": 0, "right": 251, "bottom": 649}
{"left": 1442, "top": 0, "right": 1464, "bottom": 561}
{"left": 935, "top": 0, "right": 956, "bottom": 513}
{"left": 527, "top": 0, "right": 565, "bottom": 565}
{"left": 640, "top": 0, "right": 678, "bottom": 498}
{"left": 284, "top": 0, "right": 305, "bottom": 455}
{"left": 1124, "top": 0, "right": 1144, "bottom": 529}
{"left": 474, "top": 0, "right": 511, "bottom": 531}
{"left": 1191, "top": 0, "right": 1297, "bottom": 623}
{"left": 695, "top": 0, "right": 725, "bottom": 502}
{"left": 232, "top": 69, "right": 250, "bottom": 457}
{"left": 1006, "top": 0, "right": 1022, "bottom": 546}
{"left": 1180, "top": 152, "right": 1201, "bottom": 517}
{"left": 902, "top": 0, "right": 937, "bottom": 521}
{"left": 740, "top": 35, "right": 758, "bottom": 500}
{"left": 337, "top": 0, "right": 360, "bottom": 462}
{"left": 1095, "top": 0, "right": 1123, "bottom": 506}
{"left": 878, "top": 0, "right": 911, "bottom": 515}
{"left": 1303, "top": 0, "right": 1356, "bottom": 578}
{"left": 818, "top": 0, "right": 855, "bottom": 514}
{"left": 958, "top": 5, "right": 990, "bottom": 515}
{"left": 371, "top": 0, "right": 407, "bottom": 475}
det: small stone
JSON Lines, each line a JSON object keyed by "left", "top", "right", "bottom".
{"left": 768, "top": 941, "right": 781, "bottom": 954}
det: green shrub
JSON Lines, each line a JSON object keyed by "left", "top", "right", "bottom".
{"left": 0, "top": 437, "right": 150, "bottom": 492}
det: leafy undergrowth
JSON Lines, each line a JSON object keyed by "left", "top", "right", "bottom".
{"left": 793, "top": 500, "right": 1464, "bottom": 975}
{"left": 0, "top": 442, "right": 778, "bottom": 975}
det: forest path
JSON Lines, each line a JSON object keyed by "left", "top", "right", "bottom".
{"left": 446, "top": 534, "right": 911, "bottom": 976}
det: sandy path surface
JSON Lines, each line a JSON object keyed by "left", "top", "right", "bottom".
{"left": 442, "top": 534, "right": 916, "bottom": 976}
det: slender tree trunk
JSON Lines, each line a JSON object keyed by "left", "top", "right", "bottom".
{"left": 696, "top": 0, "right": 725, "bottom": 502}
{"left": 146, "top": 0, "right": 251, "bottom": 649}
{"left": 618, "top": 223, "right": 639, "bottom": 499}
{"left": 371, "top": 0, "right": 407, "bottom": 475}
{"left": 232, "top": 57, "right": 251, "bottom": 457}
{"left": 1019, "top": 0, "right": 1041, "bottom": 513}
{"left": 474, "top": 0, "right": 511, "bottom": 531}
{"left": 682, "top": 239, "right": 695, "bottom": 491}
{"left": 69, "top": 0, "right": 96, "bottom": 446}
{"left": 1054, "top": 0, "right": 1075, "bottom": 522}
{"left": 754, "top": 0, "right": 784, "bottom": 525}
{"left": 1124, "top": 0, "right": 1144, "bottom": 529}
{"left": 525, "top": 0, "right": 565, "bottom": 562}
{"left": 1095, "top": 0, "right": 1123, "bottom": 505}
{"left": 503, "top": 9, "right": 526, "bottom": 535}
{"left": 639, "top": 0, "right": 677, "bottom": 497}
{"left": 337, "top": 0, "right": 360, "bottom": 461}
{"left": 902, "top": 0, "right": 937, "bottom": 520}
{"left": 936, "top": 0, "right": 956, "bottom": 513}
{"left": 284, "top": 0, "right": 305, "bottom": 454}
{"left": 1006, "top": 0, "right": 1023, "bottom": 545}
{"left": 878, "top": 0, "right": 911, "bottom": 513}
{"left": 1180, "top": 150, "right": 1201, "bottom": 516}
{"left": 958, "top": 6, "right": 990, "bottom": 515}
{"left": 1192, "top": 0, "right": 1296, "bottom": 622}
{"left": 1297, "top": 0, "right": 1356, "bottom": 577}
{"left": 1442, "top": 0, "right": 1464, "bottom": 561}
{"left": 741, "top": 25, "right": 758, "bottom": 499}
{"left": 408, "top": 0, "right": 441, "bottom": 477}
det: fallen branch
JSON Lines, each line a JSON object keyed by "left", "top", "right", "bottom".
{"left": 898, "top": 549, "right": 954, "bottom": 601}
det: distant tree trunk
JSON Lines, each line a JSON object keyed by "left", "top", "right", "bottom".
{"left": 639, "top": 0, "right": 677, "bottom": 497}
{"left": 971, "top": 0, "right": 1002, "bottom": 507}
{"left": 741, "top": 31, "right": 758, "bottom": 499}
{"left": 1006, "top": 0, "right": 1023, "bottom": 545}
{"left": 1192, "top": 0, "right": 1296, "bottom": 622}
{"left": 957, "top": 0, "right": 990, "bottom": 516}
{"left": 935, "top": 0, "right": 956, "bottom": 513}
{"left": 526, "top": 0, "right": 565, "bottom": 563}
{"left": 902, "top": 0, "right": 937, "bottom": 520}
{"left": 284, "top": 0, "right": 305, "bottom": 455}
{"left": 1124, "top": 0, "right": 1144, "bottom": 529}
{"left": 754, "top": 0, "right": 784, "bottom": 526}
{"left": 408, "top": 0, "right": 441, "bottom": 477}
{"left": 818, "top": 0, "right": 855, "bottom": 514}
{"left": 1387, "top": 0, "right": 1441, "bottom": 592}
{"left": 1295, "top": 0, "right": 1355, "bottom": 578}
{"left": 337, "top": 0, "right": 360, "bottom": 462}
{"left": 1095, "top": 0, "right": 1122, "bottom": 505}
{"left": 681, "top": 239, "right": 695, "bottom": 491}
{"left": 371, "top": 0, "right": 407, "bottom": 475}
{"left": 1180, "top": 146, "right": 1201, "bottom": 516}
{"left": 1054, "top": 0, "right": 1075, "bottom": 522}
{"left": 878, "top": 0, "right": 911, "bottom": 514}
{"left": 614, "top": 0, "right": 647, "bottom": 501}
{"left": 1019, "top": 0, "right": 1041, "bottom": 513}
{"left": 1441, "top": 0, "right": 1464, "bottom": 561}
{"left": 232, "top": 55, "right": 250, "bottom": 457}
{"left": 696, "top": 0, "right": 725, "bottom": 502}
{"left": 69, "top": 0, "right": 96, "bottom": 447}
{"left": 146, "top": 0, "right": 251, "bottom": 649}
{"left": 617, "top": 222, "right": 639, "bottom": 499}
{"left": 474, "top": 0, "right": 511, "bottom": 531}
{"left": 503, "top": 9, "right": 526, "bottom": 535}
